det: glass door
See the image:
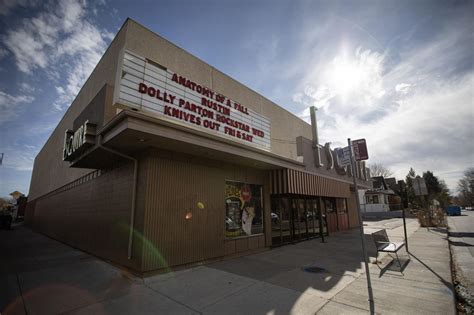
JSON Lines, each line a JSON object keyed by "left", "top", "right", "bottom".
{"left": 279, "top": 198, "right": 292, "bottom": 243}
{"left": 271, "top": 197, "right": 282, "bottom": 245}
{"left": 306, "top": 199, "right": 319, "bottom": 237}
{"left": 271, "top": 196, "right": 328, "bottom": 246}
{"left": 291, "top": 198, "right": 300, "bottom": 241}
{"left": 299, "top": 199, "right": 310, "bottom": 239}
{"left": 271, "top": 197, "right": 292, "bottom": 245}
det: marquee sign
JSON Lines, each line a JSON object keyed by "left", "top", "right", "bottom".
{"left": 113, "top": 50, "right": 271, "bottom": 151}
{"left": 63, "top": 120, "right": 96, "bottom": 161}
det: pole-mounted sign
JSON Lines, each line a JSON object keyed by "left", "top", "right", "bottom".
{"left": 336, "top": 138, "right": 368, "bottom": 167}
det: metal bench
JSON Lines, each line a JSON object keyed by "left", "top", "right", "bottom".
{"left": 372, "top": 229, "right": 405, "bottom": 268}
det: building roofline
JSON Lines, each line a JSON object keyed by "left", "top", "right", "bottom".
{"left": 123, "top": 18, "right": 311, "bottom": 129}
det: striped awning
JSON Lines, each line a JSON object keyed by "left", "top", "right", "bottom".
{"left": 270, "top": 169, "right": 351, "bottom": 198}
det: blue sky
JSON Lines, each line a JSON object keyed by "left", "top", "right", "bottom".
{"left": 0, "top": 0, "right": 473, "bottom": 197}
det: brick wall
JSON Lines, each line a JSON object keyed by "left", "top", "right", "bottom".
{"left": 31, "top": 162, "right": 139, "bottom": 270}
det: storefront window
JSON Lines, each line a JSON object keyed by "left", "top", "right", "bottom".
{"left": 324, "top": 198, "right": 335, "bottom": 212}
{"left": 225, "top": 181, "right": 264, "bottom": 238}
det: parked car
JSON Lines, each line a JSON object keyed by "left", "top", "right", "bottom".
{"left": 445, "top": 205, "right": 461, "bottom": 216}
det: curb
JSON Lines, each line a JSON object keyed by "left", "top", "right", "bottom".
{"left": 448, "top": 225, "right": 474, "bottom": 314}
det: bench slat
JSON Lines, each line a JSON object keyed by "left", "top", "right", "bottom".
{"left": 379, "top": 242, "right": 404, "bottom": 252}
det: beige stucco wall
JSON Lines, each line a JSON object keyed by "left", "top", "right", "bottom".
{"left": 29, "top": 18, "right": 313, "bottom": 201}
{"left": 28, "top": 23, "right": 128, "bottom": 201}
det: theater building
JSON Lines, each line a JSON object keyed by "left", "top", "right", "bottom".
{"left": 26, "top": 19, "right": 372, "bottom": 274}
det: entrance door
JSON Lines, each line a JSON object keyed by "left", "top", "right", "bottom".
{"left": 271, "top": 196, "right": 327, "bottom": 246}
{"left": 290, "top": 199, "right": 300, "bottom": 241}
{"left": 271, "top": 197, "right": 292, "bottom": 245}
{"left": 336, "top": 198, "right": 349, "bottom": 231}
{"left": 324, "top": 198, "right": 338, "bottom": 233}
{"left": 306, "top": 199, "right": 319, "bottom": 237}
{"left": 295, "top": 199, "right": 309, "bottom": 239}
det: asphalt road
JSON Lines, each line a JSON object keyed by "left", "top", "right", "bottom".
{"left": 448, "top": 209, "right": 474, "bottom": 294}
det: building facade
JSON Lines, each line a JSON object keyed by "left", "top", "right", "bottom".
{"left": 26, "top": 19, "right": 372, "bottom": 274}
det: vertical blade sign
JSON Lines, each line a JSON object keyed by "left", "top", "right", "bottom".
{"left": 352, "top": 139, "right": 369, "bottom": 161}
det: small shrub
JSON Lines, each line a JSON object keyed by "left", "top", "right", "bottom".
{"left": 417, "top": 208, "right": 446, "bottom": 227}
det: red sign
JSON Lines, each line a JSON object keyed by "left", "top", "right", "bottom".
{"left": 352, "top": 139, "right": 369, "bottom": 161}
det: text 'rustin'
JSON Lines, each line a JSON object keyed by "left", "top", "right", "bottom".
{"left": 171, "top": 73, "right": 249, "bottom": 115}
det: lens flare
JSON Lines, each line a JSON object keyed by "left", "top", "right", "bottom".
{"left": 117, "top": 221, "right": 171, "bottom": 272}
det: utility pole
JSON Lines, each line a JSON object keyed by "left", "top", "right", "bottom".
{"left": 348, "top": 138, "right": 375, "bottom": 314}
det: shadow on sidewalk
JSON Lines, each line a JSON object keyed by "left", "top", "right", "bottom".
{"left": 377, "top": 256, "right": 410, "bottom": 277}
{"left": 448, "top": 232, "right": 474, "bottom": 238}
{"left": 448, "top": 240, "right": 474, "bottom": 247}
{"left": 409, "top": 252, "right": 452, "bottom": 290}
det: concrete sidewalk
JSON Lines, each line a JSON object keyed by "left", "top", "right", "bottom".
{"left": 1, "top": 219, "right": 455, "bottom": 314}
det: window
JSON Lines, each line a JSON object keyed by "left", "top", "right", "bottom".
{"left": 365, "top": 196, "right": 371, "bottom": 204}
{"left": 373, "top": 195, "right": 379, "bottom": 204}
{"left": 366, "top": 195, "right": 379, "bottom": 204}
{"left": 225, "top": 181, "right": 263, "bottom": 238}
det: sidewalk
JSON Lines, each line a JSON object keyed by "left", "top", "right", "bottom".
{"left": 1, "top": 220, "right": 455, "bottom": 314}
{"left": 326, "top": 225, "right": 455, "bottom": 314}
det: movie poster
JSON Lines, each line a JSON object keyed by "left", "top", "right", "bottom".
{"left": 225, "top": 181, "right": 263, "bottom": 237}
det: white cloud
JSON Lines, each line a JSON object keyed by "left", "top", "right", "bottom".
{"left": 19, "top": 82, "right": 36, "bottom": 93}
{"left": 291, "top": 20, "right": 473, "bottom": 192}
{"left": 395, "top": 83, "right": 411, "bottom": 94}
{"left": 102, "top": 30, "right": 115, "bottom": 41}
{"left": 0, "top": 145, "right": 36, "bottom": 171}
{"left": 59, "top": 0, "right": 84, "bottom": 32}
{"left": 3, "top": 0, "right": 113, "bottom": 110}
{"left": 4, "top": 28, "right": 49, "bottom": 72}
{"left": 297, "top": 64, "right": 473, "bottom": 192}
{"left": 0, "top": 91, "right": 35, "bottom": 125}
{"left": 294, "top": 47, "right": 387, "bottom": 121}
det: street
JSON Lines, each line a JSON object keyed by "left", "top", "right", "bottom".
{"left": 447, "top": 209, "right": 474, "bottom": 311}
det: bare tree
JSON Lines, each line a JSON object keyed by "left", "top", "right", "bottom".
{"left": 368, "top": 162, "right": 393, "bottom": 178}
{"left": 458, "top": 167, "right": 474, "bottom": 206}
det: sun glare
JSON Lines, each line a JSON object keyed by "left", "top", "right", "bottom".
{"left": 329, "top": 55, "right": 368, "bottom": 98}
